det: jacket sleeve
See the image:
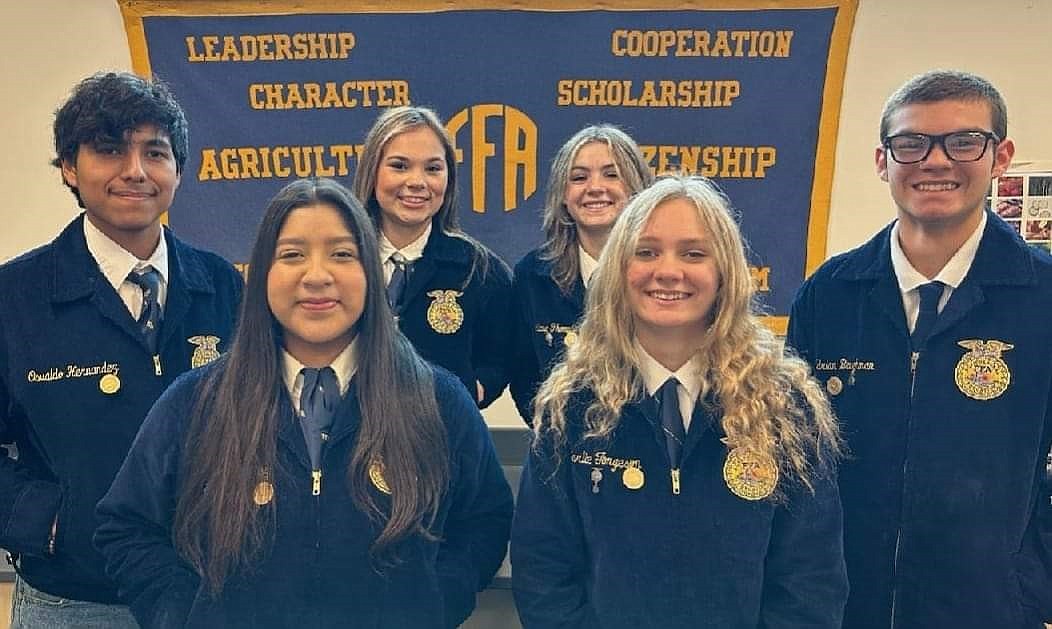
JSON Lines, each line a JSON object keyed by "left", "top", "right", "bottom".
{"left": 94, "top": 374, "right": 201, "bottom": 629}
{"left": 507, "top": 268, "right": 543, "bottom": 425}
{"left": 511, "top": 433, "right": 599, "bottom": 629}
{"left": 1018, "top": 386, "right": 1052, "bottom": 622}
{"left": 0, "top": 313, "right": 62, "bottom": 557}
{"left": 760, "top": 467, "right": 849, "bottom": 628}
{"left": 472, "top": 254, "right": 514, "bottom": 409}
{"left": 435, "top": 374, "right": 514, "bottom": 627}
{"left": 785, "top": 275, "right": 816, "bottom": 364}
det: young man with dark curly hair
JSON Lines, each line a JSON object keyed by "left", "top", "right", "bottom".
{"left": 0, "top": 71, "right": 242, "bottom": 627}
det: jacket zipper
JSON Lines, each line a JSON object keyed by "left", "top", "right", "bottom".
{"left": 152, "top": 354, "right": 163, "bottom": 376}
{"left": 890, "top": 350, "right": 922, "bottom": 628}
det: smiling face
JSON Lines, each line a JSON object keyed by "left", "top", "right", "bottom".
{"left": 267, "top": 203, "right": 367, "bottom": 367}
{"left": 626, "top": 197, "right": 720, "bottom": 356}
{"left": 61, "top": 123, "right": 180, "bottom": 257}
{"left": 876, "top": 99, "right": 1014, "bottom": 233}
{"left": 564, "top": 141, "right": 630, "bottom": 244}
{"left": 373, "top": 126, "right": 449, "bottom": 247}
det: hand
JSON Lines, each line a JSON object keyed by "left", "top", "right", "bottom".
{"left": 476, "top": 381, "right": 484, "bottom": 403}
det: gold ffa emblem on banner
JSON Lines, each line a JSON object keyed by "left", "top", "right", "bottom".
{"left": 426, "top": 290, "right": 464, "bottom": 334}
{"left": 954, "top": 339, "right": 1013, "bottom": 400}
{"left": 188, "top": 335, "right": 222, "bottom": 368}
{"left": 723, "top": 447, "right": 779, "bottom": 501}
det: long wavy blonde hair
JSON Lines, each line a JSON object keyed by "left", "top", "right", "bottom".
{"left": 533, "top": 176, "right": 841, "bottom": 490}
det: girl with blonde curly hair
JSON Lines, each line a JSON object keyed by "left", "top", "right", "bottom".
{"left": 511, "top": 176, "right": 847, "bottom": 628}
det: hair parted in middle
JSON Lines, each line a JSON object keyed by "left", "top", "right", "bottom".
{"left": 532, "top": 176, "right": 841, "bottom": 492}
{"left": 352, "top": 105, "right": 492, "bottom": 281}
{"left": 174, "top": 178, "right": 449, "bottom": 595}
{"left": 540, "top": 124, "right": 654, "bottom": 294}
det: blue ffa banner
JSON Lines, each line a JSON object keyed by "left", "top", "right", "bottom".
{"left": 120, "top": 0, "right": 856, "bottom": 333}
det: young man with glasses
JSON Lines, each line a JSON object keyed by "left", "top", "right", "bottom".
{"left": 788, "top": 70, "right": 1052, "bottom": 627}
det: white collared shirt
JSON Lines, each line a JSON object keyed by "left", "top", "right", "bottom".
{"left": 84, "top": 217, "right": 169, "bottom": 318}
{"left": 890, "top": 212, "right": 986, "bottom": 332}
{"left": 636, "top": 344, "right": 706, "bottom": 432}
{"left": 578, "top": 245, "right": 599, "bottom": 288}
{"left": 379, "top": 223, "right": 431, "bottom": 285}
{"left": 281, "top": 339, "right": 358, "bottom": 414}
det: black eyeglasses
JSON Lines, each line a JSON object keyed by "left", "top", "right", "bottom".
{"left": 882, "top": 131, "right": 1000, "bottom": 164}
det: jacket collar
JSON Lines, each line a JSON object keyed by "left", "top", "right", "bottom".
{"left": 421, "top": 228, "right": 475, "bottom": 267}
{"left": 831, "top": 210, "right": 1036, "bottom": 288}
{"left": 278, "top": 380, "right": 362, "bottom": 468}
{"left": 530, "top": 251, "right": 586, "bottom": 307}
{"left": 49, "top": 214, "right": 217, "bottom": 305}
{"left": 629, "top": 389, "right": 720, "bottom": 465}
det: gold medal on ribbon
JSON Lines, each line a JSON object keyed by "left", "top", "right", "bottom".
{"left": 622, "top": 465, "right": 644, "bottom": 490}
{"left": 954, "top": 339, "right": 1012, "bottom": 401}
{"left": 188, "top": 335, "right": 222, "bottom": 368}
{"left": 253, "top": 468, "right": 274, "bottom": 505}
{"left": 563, "top": 330, "right": 578, "bottom": 347}
{"left": 826, "top": 375, "right": 843, "bottom": 396}
{"left": 425, "top": 290, "right": 464, "bottom": 334}
{"left": 369, "top": 460, "right": 391, "bottom": 494}
{"left": 99, "top": 373, "right": 121, "bottom": 395}
{"left": 723, "top": 447, "right": 779, "bottom": 501}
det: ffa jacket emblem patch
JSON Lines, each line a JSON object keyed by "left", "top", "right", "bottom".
{"left": 723, "top": 447, "right": 779, "bottom": 501}
{"left": 188, "top": 335, "right": 222, "bottom": 368}
{"left": 426, "top": 290, "right": 464, "bottom": 334}
{"left": 954, "top": 339, "right": 1013, "bottom": 400}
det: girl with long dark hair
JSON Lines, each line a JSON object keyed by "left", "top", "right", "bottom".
{"left": 96, "top": 178, "right": 513, "bottom": 628}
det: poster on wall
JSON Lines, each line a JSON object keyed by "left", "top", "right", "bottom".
{"left": 991, "top": 168, "right": 1052, "bottom": 253}
{"left": 118, "top": 0, "right": 857, "bottom": 332}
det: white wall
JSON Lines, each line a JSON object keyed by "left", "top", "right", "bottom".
{"left": 1, "top": 1, "right": 131, "bottom": 262}
{"left": 2, "top": 0, "right": 1051, "bottom": 428}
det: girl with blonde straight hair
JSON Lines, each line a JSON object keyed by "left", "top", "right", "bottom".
{"left": 508, "top": 124, "right": 653, "bottom": 423}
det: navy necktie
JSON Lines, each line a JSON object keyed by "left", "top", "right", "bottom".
{"left": 658, "top": 378, "right": 685, "bottom": 468}
{"left": 387, "top": 253, "right": 411, "bottom": 315}
{"left": 911, "top": 281, "right": 945, "bottom": 348}
{"left": 127, "top": 267, "right": 162, "bottom": 353}
{"left": 299, "top": 367, "right": 340, "bottom": 472}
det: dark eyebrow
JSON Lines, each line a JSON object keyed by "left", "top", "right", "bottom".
{"left": 275, "top": 236, "right": 357, "bottom": 246}
{"left": 384, "top": 153, "right": 445, "bottom": 163}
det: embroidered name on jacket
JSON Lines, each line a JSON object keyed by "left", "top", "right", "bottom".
{"left": 571, "top": 450, "right": 641, "bottom": 472}
{"left": 813, "top": 358, "right": 876, "bottom": 372}
{"left": 27, "top": 360, "right": 120, "bottom": 383}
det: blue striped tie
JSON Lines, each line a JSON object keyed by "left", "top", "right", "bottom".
{"left": 387, "top": 253, "right": 411, "bottom": 315}
{"left": 127, "top": 267, "right": 162, "bottom": 353}
{"left": 299, "top": 367, "right": 340, "bottom": 471}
